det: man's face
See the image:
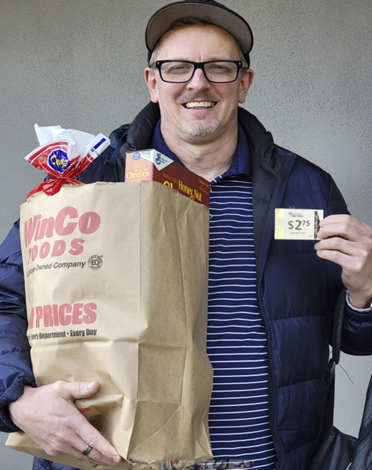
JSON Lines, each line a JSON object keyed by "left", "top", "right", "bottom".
{"left": 145, "top": 24, "right": 253, "bottom": 145}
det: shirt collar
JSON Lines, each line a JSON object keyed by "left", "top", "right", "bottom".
{"left": 150, "top": 120, "right": 184, "bottom": 166}
{"left": 150, "top": 120, "right": 251, "bottom": 179}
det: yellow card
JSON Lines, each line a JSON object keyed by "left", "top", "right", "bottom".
{"left": 275, "top": 209, "right": 323, "bottom": 240}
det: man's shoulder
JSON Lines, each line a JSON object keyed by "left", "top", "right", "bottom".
{"left": 275, "top": 144, "right": 348, "bottom": 213}
{"left": 275, "top": 144, "right": 330, "bottom": 175}
{"left": 286, "top": 149, "right": 334, "bottom": 187}
{"left": 274, "top": 143, "right": 335, "bottom": 192}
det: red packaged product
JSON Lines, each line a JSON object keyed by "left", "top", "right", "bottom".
{"left": 25, "top": 124, "right": 110, "bottom": 198}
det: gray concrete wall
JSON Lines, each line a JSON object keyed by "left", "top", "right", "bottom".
{"left": 1, "top": 0, "right": 372, "bottom": 468}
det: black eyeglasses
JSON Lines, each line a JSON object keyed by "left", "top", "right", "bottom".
{"left": 150, "top": 60, "right": 249, "bottom": 84}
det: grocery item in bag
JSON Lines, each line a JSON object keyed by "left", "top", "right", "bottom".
{"left": 125, "top": 149, "right": 210, "bottom": 208}
{"left": 25, "top": 124, "right": 110, "bottom": 197}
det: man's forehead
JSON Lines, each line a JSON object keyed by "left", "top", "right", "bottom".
{"left": 157, "top": 23, "right": 239, "bottom": 50}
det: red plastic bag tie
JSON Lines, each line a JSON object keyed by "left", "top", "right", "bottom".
{"left": 26, "top": 177, "right": 85, "bottom": 200}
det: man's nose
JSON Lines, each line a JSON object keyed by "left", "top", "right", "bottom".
{"left": 186, "top": 68, "right": 211, "bottom": 90}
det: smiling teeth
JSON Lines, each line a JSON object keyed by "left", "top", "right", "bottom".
{"left": 185, "top": 101, "right": 215, "bottom": 108}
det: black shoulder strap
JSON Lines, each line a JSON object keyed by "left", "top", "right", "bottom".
{"left": 319, "top": 288, "right": 346, "bottom": 439}
{"left": 331, "top": 288, "right": 346, "bottom": 365}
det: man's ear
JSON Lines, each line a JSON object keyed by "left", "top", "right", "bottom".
{"left": 238, "top": 68, "right": 254, "bottom": 104}
{"left": 144, "top": 68, "right": 159, "bottom": 103}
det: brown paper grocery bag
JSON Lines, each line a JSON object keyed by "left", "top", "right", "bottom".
{"left": 6, "top": 181, "right": 213, "bottom": 469}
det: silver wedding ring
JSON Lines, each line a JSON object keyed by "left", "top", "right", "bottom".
{"left": 82, "top": 444, "right": 93, "bottom": 456}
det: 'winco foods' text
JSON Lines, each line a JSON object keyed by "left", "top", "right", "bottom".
{"left": 24, "top": 206, "right": 101, "bottom": 264}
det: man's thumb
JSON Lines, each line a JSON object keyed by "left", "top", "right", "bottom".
{"left": 67, "top": 381, "right": 100, "bottom": 400}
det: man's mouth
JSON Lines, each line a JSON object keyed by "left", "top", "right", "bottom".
{"left": 183, "top": 101, "right": 217, "bottom": 109}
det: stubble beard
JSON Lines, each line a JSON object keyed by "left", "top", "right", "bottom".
{"left": 184, "top": 118, "right": 219, "bottom": 137}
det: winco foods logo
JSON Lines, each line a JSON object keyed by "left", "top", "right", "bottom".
{"left": 88, "top": 255, "right": 103, "bottom": 270}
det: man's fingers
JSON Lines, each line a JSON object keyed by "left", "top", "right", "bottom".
{"left": 47, "top": 433, "right": 123, "bottom": 466}
{"left": 318, "top": 214, "right": 372, "bottom": 242}
{"left": 315, "top": 236, "right": 367, "bottom": 261}
{"left": 73, "top": 415, "right": 122, "bottom": 464}
{"left": 44, "top": 412, "right": 123, "bottom": 465}
{"left": 58, "top": 381, "right": 123, "bottom": 464}
{"left": 315, "top": 246, "right": 359, "bottom": 270}
{"left": 318, "top": 222, "right": 359, "bottom": 243}
{"left": 67, "top": 441, "right": 123, "bottom": 466}
{"left": 315, "top": 233, "right": 369, "bottom": 273}
{"left": 320, "top": 214, "right": 367, "bottom": 230}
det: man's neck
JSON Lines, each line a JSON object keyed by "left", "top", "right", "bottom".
{"left": 162, "top": 130, "right": 238, "bottom": 182}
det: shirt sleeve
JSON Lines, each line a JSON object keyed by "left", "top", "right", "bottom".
{"left": 346, "top": 289, "right": 372, "bottom": 313}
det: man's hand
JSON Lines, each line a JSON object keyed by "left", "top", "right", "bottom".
{"left": 8, "top": 381, "right": 125, "bottom": 466}
{"left": 315, "top": 214, "right": 372, "bottom": 308}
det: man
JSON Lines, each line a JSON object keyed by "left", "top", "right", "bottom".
{"left": 1, "top": 1, "right": 372, "bottom": 470}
